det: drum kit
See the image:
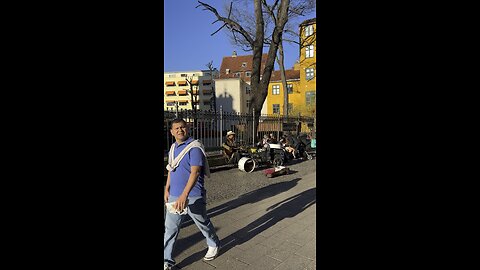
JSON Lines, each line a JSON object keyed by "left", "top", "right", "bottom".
{"left": 236, "top": 143, "right": 288, "bottom": 173}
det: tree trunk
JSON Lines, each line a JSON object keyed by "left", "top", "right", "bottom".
{"left": 276, "top": 41, "right": 289, "bottom": 118}
{"left": 249, "top": 0, "right": 290, "bottom": 135}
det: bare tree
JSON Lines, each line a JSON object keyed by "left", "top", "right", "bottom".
{"left": 185, "top": 76, "right": 198, "bottom": 137}
{"left": 197, "top": 0, "right": 291, "bottom": 132}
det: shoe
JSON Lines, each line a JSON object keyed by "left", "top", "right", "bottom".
{"left": 164, "top": 263, "right": 172, "bottom": 270}
{"left": 203, "top": 245, "right": 220, "bottom": 261}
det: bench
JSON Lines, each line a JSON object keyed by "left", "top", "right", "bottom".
{"left": 163, "top": 149, "right": 231, "bottom": 176}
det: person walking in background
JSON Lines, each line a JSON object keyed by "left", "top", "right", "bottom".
{"left": 164, "top": 118, "right": 220, "bottom": 270}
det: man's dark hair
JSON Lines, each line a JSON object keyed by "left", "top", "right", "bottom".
{"left": 170, "top": 118, "right": 187, "bottom": 128}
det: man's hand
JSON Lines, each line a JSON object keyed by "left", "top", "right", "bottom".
{"left": 174, "top": 194, "right": 188, "bottom": 212}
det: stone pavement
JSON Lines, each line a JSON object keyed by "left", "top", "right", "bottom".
{"left": 169, "top": 170, "right": 317, "bottom": 270}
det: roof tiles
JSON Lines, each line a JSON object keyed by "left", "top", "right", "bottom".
{"left": 218, "top": 53, "right": 269, "bottom": 80}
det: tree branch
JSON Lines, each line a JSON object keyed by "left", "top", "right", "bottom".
{"left": 261, "top": 0, "right": 277, "bottom": 23}
{"left": 197, "top": 1, "right": 255, "bottom": 46}
{"left": 211, "top": 23, "right": 228, "bottom": 36}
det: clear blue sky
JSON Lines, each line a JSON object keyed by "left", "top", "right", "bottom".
{"left": 164, "top": 0, "right": 313, "bottom": 72}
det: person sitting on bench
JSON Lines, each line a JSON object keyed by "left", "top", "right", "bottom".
{"left": 222, "top": 131, "right": 241, "bottom": 164}
{"left": 280, "top": 133, "right": 297, "bottom": 159}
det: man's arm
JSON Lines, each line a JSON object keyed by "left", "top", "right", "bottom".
{"left": 164, "top": 170, "right": 171, "bottom": 203}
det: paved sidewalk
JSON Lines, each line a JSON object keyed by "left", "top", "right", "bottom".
{"left": 169, "top": 170, "right": 317, "bottom": 270}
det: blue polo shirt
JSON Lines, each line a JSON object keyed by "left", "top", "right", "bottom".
{"left": 169, "top": 137, "right": 206, "bottom": 197}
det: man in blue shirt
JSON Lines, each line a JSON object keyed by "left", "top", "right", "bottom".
{"left": 164, "top": 119, "right": 220, "bottom": 270}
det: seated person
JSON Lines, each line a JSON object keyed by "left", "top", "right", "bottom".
{"left": 222, "top": 131, "right": 241, "bottom": 164}
{"left": 279, "top": 135, "right": 287, "bottom": 146}
{"left": 310, "top": 136, "right": 316, "bottom": 149}
{"left": 268, "top": 133, "right": 278, "bottom": 144}
{"left": 283, "top": 134, "right": 297, "bottom": 159}
{"left": 262, "top": 134, "right": 270, "bottom": 148}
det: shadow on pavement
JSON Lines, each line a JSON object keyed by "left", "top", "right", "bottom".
{"left": 176, "top": 187, "right": 316, "bottom": 269}
{"left": 171, "top": 178, "right": 302, "bottom": 259}
{"left": 181, "top": 177, "right": 302, "bottom": 228}
{"left": 209, "top": 165, "right": 236, "bottom": 173}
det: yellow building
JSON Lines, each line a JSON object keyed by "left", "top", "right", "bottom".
{"left": 297, "top": 18, "right": 316, "bottom": 117}
{"left": 266, "top": 69, "right": 300, "bottom": 115}
{"left": 163, "top": 70, "right": 218, "bottom": 111}
{"left": 266, "top": 17, "right": 316, "bottom": 117}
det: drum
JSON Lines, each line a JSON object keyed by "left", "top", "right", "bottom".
{"left": 238, "top": 157, "right": 256, "bottom": 173}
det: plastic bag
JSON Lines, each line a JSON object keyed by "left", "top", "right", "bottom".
{"left": 165, "top": 201, "right": 188, "bottom": 215}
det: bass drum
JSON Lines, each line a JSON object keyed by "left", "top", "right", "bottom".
{"left": 238, "top": 157, "right": 256, "bottom": 173}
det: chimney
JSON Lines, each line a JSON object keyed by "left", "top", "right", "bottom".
{"left": 226, "top": 69, "right": 230, "bottom": 74}
{"left": 232, "top": 51, "right": 237, "bottom": 57}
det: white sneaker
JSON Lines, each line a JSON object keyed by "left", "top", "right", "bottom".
{"left": 164, "top": 263, "right": 172, "bottom": 270}
{"left": 203, "top": 246, "right": 220, "bottom": 261}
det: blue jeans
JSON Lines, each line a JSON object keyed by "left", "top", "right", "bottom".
{"left": 164, "top": 195, "right": 220, "bottom": 266}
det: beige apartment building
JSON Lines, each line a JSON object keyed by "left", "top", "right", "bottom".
{"left": 163, "top": 70, "right": 219, "bottom": 111}
{"left": 215, "top": 52, "right": 268, "bottom": 114}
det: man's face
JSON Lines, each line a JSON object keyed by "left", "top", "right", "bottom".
{"left": 170, "top": 122, "right": 188, "bottom": 142}
{"left": 228, "top": 135, "right": 235, "bottom": 140}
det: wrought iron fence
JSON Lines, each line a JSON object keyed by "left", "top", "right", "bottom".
{"left": 163, "top": 107, "right": 315, "bottom": 154}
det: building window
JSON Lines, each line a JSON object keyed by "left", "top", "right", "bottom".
{"left": 306, "top": 91, "right": 316, "bottom": 105}
{"left": 245, "top": 71, "right": 251, "bottom": 77}
{"left": 287, "top": 84, "right": 293, "bottom": 94}
{"left": 246, "top": 86, "right": 251, "bottom": 94}
{"left": 306, "top": 68, "right": 314, "bottom": 80}
{"left": 272, "top": 85, "right": 280, "bottom": 95}
{"left": 166, "top": 102, "right": 176, "bottom": 107}
{"left": 179, "top": 102, "right": 188, "bottom": 106}
{"left": 180, "top": 74, "right": 187, "bottom": 77}
{"left": 234, "top": 72, "right": 241, "bottom": 77}
{"left": 167, "top": 74, "right": 175, "bottom": 78}
{"left": 246, "top": 99, "right": 251, "bottom": 108}
{"left": 241, "top": 62, "right": 247, "bottom": 67}
{"left": 273, "top": 104, "right": 280, "bottom": 114}
{"left": 306, "top": 45, "right": 314, "bottom": 58}
{"left": 305, "top": 25, "right": 313, "bottom": 37}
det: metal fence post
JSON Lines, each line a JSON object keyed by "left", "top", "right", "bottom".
{"left": 219, "top": 105, "right": 223, "bottom": 149}
{"left": 252, "top": 109, "right": 255, "bottom": 147}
